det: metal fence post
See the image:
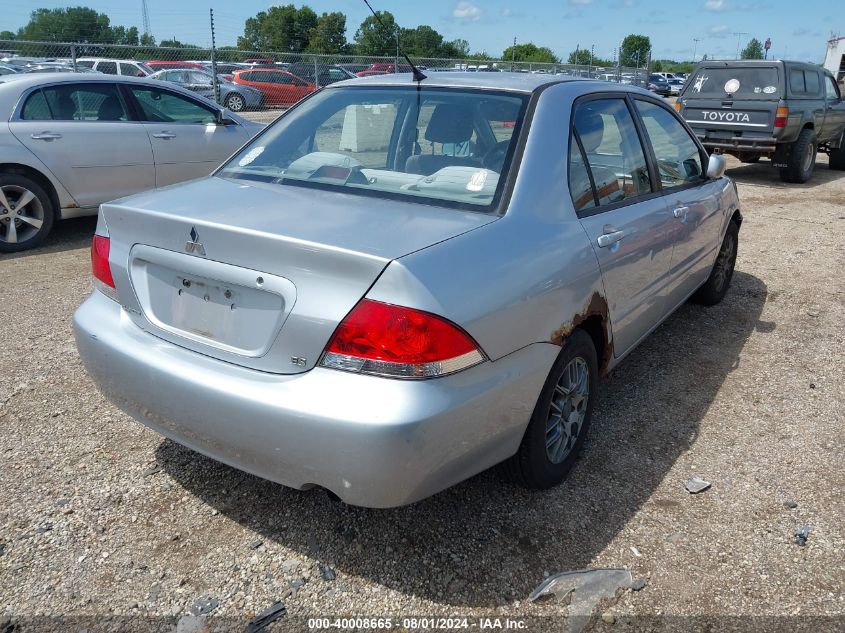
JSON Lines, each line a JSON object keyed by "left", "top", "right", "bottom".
{"left": 71, "top": 44, "right": 77, "bottom": 72}
{"left": 313, "top": 55, "right": 319, "bottom": 87}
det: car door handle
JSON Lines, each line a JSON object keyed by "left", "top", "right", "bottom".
{"left": 30, "top": 132, "right": 62, "bottom": 141}
{"left": 597, "top": 230, "right": 626, "bottom": 248}
{"left": 673, "top": 206, "right": 689, "bottom": 220}
{"left": 152, "top": 132, "right": 176, "bottom": 139}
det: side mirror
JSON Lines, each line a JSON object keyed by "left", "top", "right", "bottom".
{"left": 706, "top": 154, "right": 727, "bottom": 179}
{"left": 216, "top": 110, "right": 236, "bottom": 125}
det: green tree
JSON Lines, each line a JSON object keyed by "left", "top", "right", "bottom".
{"left": 741, "top": 37, "right": 764, "bottom": 60}
{"left": 307, "top": 11, "right": 347, "bottom": 54}
{"left": 18, "top": 7, "right": 114, "bottom": 42}
{"left": 651, "top": 59, "right": 663, "bottom": 72}
{"left": 238, "top": 4, "right": 318, "bottom": 52}
{"left": 443, "top": 38, "right": 470, "bottom": 58}
{"left": 567, "top": 48, "right": 611, "bottom": 66}
{"left": 0, "top": 31, "right": 16, "bottom": 41}
{"left": 502, "top": 43, "right": 559, "bottom": 63}
{"left": 619, "top": 34, "right": 651, "bottom": 67}
{"left": 353, "top": 11, "right": 397, "bottom": 56}
{"left": 140, "top": 32, "right": 155, "bottom": 46}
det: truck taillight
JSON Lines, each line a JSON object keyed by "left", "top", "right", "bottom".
{"left": 774, "top": 106, "right": 789, "bottom": 128}
{"left": 319, "top": 299, "right": 486, "bottom": 379}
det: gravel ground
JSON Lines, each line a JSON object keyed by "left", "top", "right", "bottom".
{"left": 1, "top": 156, "right": 843, "bottom": 632}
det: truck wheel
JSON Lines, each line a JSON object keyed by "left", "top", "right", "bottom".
{"left": 503, "top": 329, "right": 597, "bottom": 489}
{"left": 738, "top": 153, "right": 760, "bottom": 163}
{"left": 780, "top": 128, "right": 817, "bottom": 183}
{"left": 830, "top": 145, "right": 845, "bottom": 171}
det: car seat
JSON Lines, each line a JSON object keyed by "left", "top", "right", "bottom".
{"left": 405, "top": 104, "right": 482, "bottom": 175}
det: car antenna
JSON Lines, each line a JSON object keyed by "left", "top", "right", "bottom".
{"left": 361, "top": 0, "right": 427, "bottom": 82}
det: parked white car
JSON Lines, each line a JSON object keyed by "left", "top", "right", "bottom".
{"left": 76, "top": 58, "right": 153, "bottom": 77}
{"left": 0, "top": 73, "right": 263, "bottom": 251}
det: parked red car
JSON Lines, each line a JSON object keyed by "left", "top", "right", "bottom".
{"left": 232, "top": 69, "right": 314, "bottom": 106}
{"left": 244, "top": 58, "right": 275, "bottom": 65}
{"left": 146, "top": 60, "right": 205, "bottom": 71}
{"left": 356, "top": 63, "right": 413, "bottom": 77}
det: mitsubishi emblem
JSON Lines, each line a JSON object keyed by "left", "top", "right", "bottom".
{"left": 185, "top": 226, "right": 206, "bottom": 256}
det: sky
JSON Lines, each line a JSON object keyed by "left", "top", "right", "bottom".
{"left": 4, "top": 0, "right": 840, "bottom": 62}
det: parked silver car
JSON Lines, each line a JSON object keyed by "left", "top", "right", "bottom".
{"left": 148, "top": 69, "right": 263, "bottom": 112}
{"left": 75, "top": 73, "right": 741, "bottom": 507}
{"left": 0, "top": 73, "right": 263, "bottom": 251}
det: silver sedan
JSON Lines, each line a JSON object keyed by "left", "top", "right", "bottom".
{"left": 0, "top": 73, "right": 263, "bottom": 252}
{"left": 74, "top": 73, "right": 741, "bottom": 507}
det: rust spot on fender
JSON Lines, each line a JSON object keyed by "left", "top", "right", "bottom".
{"left": 550, "top": 292, "right": 614, "bottom": 377}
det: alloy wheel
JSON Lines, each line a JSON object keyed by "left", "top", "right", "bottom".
{"left": 712, "top": 232, "right": 736, "bottom": 293}
{"left": 0, "top": 185, "right": 45, "bottom": 245}
{"left": 545, "top": 357, "right": 590, "bottom": 464}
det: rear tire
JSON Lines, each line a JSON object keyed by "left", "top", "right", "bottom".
{"left": 780, "top": 128, "right": 817, "bottom": 183}
{"left": 830, "top": 144, "right": 845, "bottom": 171}
{"left": 691, "top": 221, "right": 739, "bottom": 306}
{"left": 225, "top": 92, "right": 246, "bottom": 112}
{"left": 738, "top": 153, "right": 760, "bottom": 164}
{"left": 0, "top": 173, "right": 55, "bottom": 253}
{"left": 503, "top": 329, "right": 597, "bottom": 489}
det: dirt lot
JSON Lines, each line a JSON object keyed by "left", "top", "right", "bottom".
{"left": 1, "top": 156, "right": 843, "bottom": 632}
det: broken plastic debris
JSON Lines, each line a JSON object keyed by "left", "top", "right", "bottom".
{"left": 529, "top": 569, "right": 632, "bottom": 633}
{"left": 245, "top": 601, "right": 287, "bottom": 633}
{"left": 189, "top": 596, "right": 219, "bottom": 616}
{"left": 794, "top": 525, "right": 810, "bottom": 546}
{"left": 685, "top": 477, "right": 711, "bottom": 494}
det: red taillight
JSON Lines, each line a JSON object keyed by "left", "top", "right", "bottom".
{"left": 319, "top": 299, "right": 485, "bottom": 378}
{"left": 774, "top": 105, "right": 789, "bottom": 128}
{"left": 91, "top": 235, "right": 114, "bottom": 288}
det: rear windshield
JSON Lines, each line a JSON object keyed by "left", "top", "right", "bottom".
{"left": 684, "top": 67, "right": 780, "bottom": 99}
{"left": 218, "top": 86, "right": 528, "bottom": 212}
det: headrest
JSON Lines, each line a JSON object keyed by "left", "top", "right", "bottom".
{"left": 574, "top": 107, "right": 605, "bottom": 154}
{"left": 97, "top": 96, "right": 124, "bottom": 121}
{"left": 425, "top": 103, "right": 474, "bottom": 144}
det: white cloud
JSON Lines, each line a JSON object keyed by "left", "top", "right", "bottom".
{"left": 704, "top": 0, "right": 725, "bottom": 10}
{"left": 453, "top": 1, "right": 483, "bottom": 20}
{"left": 710, "top": 24, "right": 728, "bottom": 33}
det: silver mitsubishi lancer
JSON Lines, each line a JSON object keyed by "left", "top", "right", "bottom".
{"left": 74, "top": 72, "right": 741, "bottom": 507}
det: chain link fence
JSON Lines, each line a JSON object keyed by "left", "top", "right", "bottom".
{"left": 1, "top": 39, "right": 649, "bottom": 117}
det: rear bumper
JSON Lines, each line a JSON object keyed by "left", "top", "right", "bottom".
{"left": 74, "top": 291, "right": 556, "bottom": 507}
{"left": 691, "top": 130, "right": 779, "bottom": 153}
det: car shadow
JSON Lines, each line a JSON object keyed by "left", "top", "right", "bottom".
{"left": 3, "top": 216, "right": 96, "bottom": 260}
{"left": 725, "top": 154, "right": 844, "bottom": 190}
{"left": 157, "top": 270, "right": 767, "bottom": 608}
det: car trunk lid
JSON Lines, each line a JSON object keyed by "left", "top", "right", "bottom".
{"left": 101, "top": 176, "right": 497, "bottom": 374}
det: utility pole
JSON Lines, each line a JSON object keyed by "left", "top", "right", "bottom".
{"left": 692, "top": 38, "right": 700, "bottom": 63}
{"left": 590, "top": 44, "right": 594, "bottom": 77}
{"left": 209, "top": 8, "right": 220, "bottom": 106}
{"left": 733, "top": 32, "right": 748, "bottom": 60}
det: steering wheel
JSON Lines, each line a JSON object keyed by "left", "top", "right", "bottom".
{"left": 482, "top": 140, "right": 511, "bottom": 172}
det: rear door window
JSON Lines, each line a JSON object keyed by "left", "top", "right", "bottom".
{"left": 686, "top": 67, "right": 779, "bottom": 99}
{"left": 21, "top": 90, "right": 52, "bottom": 120}
{"left": 97, "top": 61, "right": 117, "bottom": 75}
{"left": 40, "top": 84, "right": 129, "bottom": 121}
